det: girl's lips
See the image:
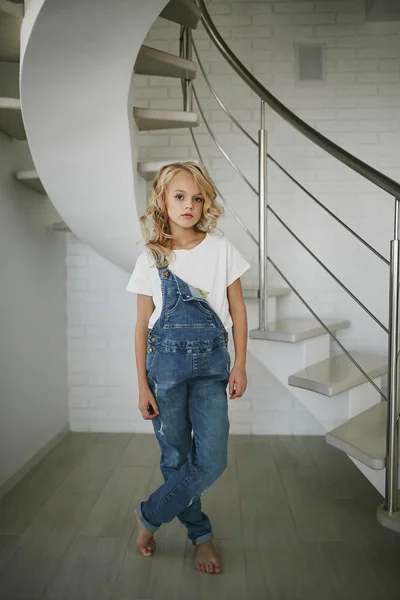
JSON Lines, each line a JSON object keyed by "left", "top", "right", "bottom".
{"left": 181, "top": 214, "right": 193, "bottom": 218}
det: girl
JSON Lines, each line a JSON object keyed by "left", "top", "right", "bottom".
{"left": 126, "top": 161, "right": 249, "bottom": 575}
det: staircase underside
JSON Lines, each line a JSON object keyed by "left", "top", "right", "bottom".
{"left": 289, "top": 352, "right": 387, "bottom": 396}
{"left": 135, "top": 45, "right": 196, "bottom": 79}
{"left": 250, "top": 317, "right": 350, "bottom": 343}
{"left": 326, "top": 402, "right": 397, "bottom": 469}
{"left": 133, "top": 107, "right": 199, "bottom": 131}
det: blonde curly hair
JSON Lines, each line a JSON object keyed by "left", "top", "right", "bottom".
{"left": 140, "top": 161, "right": 224, "bottom": 268}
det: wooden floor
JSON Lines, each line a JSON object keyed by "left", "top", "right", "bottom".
{"left": 0, "top": 432, "right": 400, "bottom": 600}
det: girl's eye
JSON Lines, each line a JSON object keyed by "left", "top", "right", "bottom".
{"left": 194, "top": 197, "right": 204, "bottom": 203}
{"left": 175, "top": 195, "right": 184, "bottom": 200}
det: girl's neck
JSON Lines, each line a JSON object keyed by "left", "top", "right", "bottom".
{"left": 169, "top": 224, "right": 206, "bottom": 250}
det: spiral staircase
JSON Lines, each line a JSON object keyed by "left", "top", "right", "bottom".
{"left": 1, "top": 0, "right": 400, "bottom": 532}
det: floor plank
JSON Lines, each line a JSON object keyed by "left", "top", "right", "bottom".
{"left": 119, "top": 434, "right": 160, "bottom": 468}
{"left": 44, "top": 535, "right": 129, "bottom": 600}
{"left": 201, "top": 467, "right": 242, "bottom": 540}
{"left": 278, "top": 464, "right": 349, "bottom": 541}
{"left": 80, "top": 466, "right": 154, "bottom": 539}
{"left": 319, "top": 541, "right": 388, "bottom": 600}
{"left": 0, "top": 433, "right": 92, "bottom": 535}
{"left": 304, "top": 436, "right": 381, "bottom": 502}
{"left": 245, "top": 541, "right": 336, "bottom": 600}
{"left": 112, "top": 514, "right": 187, "bottom": 600}
{"left": 58, "top": 436, "right": 129, "bottom": 497}
{"left": 0, "top": 534, "right": 20, "bottom": 573}
{"left": 178, "top": 538, "right": 248, "bottom": 600}
{"left": 0, "top": 490, "right": 97, "bottom": 599}
{"left": 235, "top": 439, "right": 299, "bottom": 545}
{"left": 1, "top": 432, "right": 400, "bottom": 599}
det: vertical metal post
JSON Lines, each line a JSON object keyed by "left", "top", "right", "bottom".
{"left": 258, "top": 100, "right": 268, "bottom": 330}
{"left": 180, "top": 27, "right": 193, "bottom": 112}
{"left": 385, "top": 196, "right": 400, "bottom": 513}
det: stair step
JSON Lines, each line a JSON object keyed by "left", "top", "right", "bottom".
{"left": 135, "top": 45, "right": 196, "bottom": 79}
{"left": 0, "top": 6, "right": 21, "bottom": 62}
{"left": 243, "top": 286, "right": 290, "bottom": 300}
{"left": 160, "top": 0, "right": 201, "bottom": 29}
{"left": 15, "top": 170, "right": 46, "bottom": 194}
{"left": 51, "top": 221, "right": 71, "bottom": 232}
{"left": 289, "top": 352, "right": 387, "bottom": 397}
{"left": 133, "top": 107, "right": 198, "bottom": 131}
{"left": 0, "top": 97, "right": 26, "bottom": 139}
{"left": 137, "top": 159, "right": 199, "bottom": 180}
{"left": 249, "top": 317, "right": 350, "bottom": 343}
{"left": 326, "top": 402, "right": 396, "bottom": 469}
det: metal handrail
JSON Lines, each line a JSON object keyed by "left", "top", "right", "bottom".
{"left": 192, "top": 39, "right": 389, "bottom": 266}
{"left": 195, "top": 0, "right": 400, "bottom": 200}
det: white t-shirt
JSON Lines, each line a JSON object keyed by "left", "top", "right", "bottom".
{"left": 126, "top": 233, "right": 250, "bottom": 329}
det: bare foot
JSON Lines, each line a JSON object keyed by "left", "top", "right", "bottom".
{"left": 134, "top": 507, "right": 156, "bottom": 557}
{"left": 195, "top": 541, "right": 222, "bottom": 574}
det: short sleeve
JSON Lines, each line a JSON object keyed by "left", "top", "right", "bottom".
{"left": 126, "top": 253, "right": 153, "bottom": 296}
{"left": 225, "top": 238, "right": 251, "bottom": 286}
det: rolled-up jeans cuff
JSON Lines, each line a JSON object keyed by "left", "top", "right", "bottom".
{"left": 192, "top": 532, "right": 213, "bottom": 546}
{"left": 136, "top": 502, "right": 160, "bottom": 533}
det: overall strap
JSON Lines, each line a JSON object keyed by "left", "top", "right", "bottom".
{"left": 157, "top": 267, "right": 193, "bottom": 300}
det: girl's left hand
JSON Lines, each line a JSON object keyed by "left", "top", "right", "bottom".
{"left": 228, "top": 364, "right": 247, "bottom": 399}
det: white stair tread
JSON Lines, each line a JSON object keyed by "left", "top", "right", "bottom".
{"left": 0, "top": 97, "right": 26, "bottom": 139}
{"left": 160, "top": 0, "right": 201, "bottom": 29}
{"left": 250, "top": 317, "right": 350, "bottom": 343}
{"left": 133, "top": 107, "right": 198, "bottom": 131}
{"left": 15, "top": 170, "right": 46, "bottom": 194}
{"left": 135, "top": 45, "right": 196, "bottom": 79}
{"left": 137, "top": 159, "right": 199, "bottom": 180}
{"left": 326, "top": 402, "right": 396, "bottom": 470}
{"left": 51, "top": 221, "right": 71, "bottom": 232}
{"left": 243, "top": 286, "right": 290, "bottom": 300}
{"left": 289, "top": 352, "right": 387, "bottom": 397}
{"left": 0, "top": 7, "right": 21, "bottom": 62}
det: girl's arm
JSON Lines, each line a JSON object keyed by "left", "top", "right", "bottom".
{"left": 227, "top": 278, "right": 248, "bottom": 399}
{"left": 135, "top": 294, "right": 159, "bottom": 419}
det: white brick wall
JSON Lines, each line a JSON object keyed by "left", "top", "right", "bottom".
{"left": 67, "top": 0, "right": 400, "bottom": 432}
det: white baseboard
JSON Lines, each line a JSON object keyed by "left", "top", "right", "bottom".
{"left": 0, "top": 423, "right": 70, "bottom": 500}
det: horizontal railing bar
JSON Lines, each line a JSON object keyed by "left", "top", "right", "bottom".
{"left": 267, "top": 155, "right": 390, "bottom": 267}
{"left": 192, "top": 86, "right": 257, "bottom": 195}
{"left": 269, "top": 206, "right": 389, "bottom": 334}
{"left": 267, "top": 256, "right": 387, "bottom": 401}
{"left": 188, "top": 127, "right": 258, "bottom": 246}
{"left": 195, "top": 0, "right": 400, "bottom": 201}
{"left": 191, "top": 53, "right": 388, "bottom": 266}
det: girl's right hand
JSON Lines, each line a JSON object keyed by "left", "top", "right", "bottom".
{"left": 139, "top": 387, "right": 159, "bottom": 420}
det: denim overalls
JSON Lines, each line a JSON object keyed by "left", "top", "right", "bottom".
{"left": 136, "top": 266, "right": 231, "bottom": 546}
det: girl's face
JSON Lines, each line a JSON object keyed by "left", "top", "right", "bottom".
{"left": 165, "top": 171, "right": 204, "bottom": 230}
